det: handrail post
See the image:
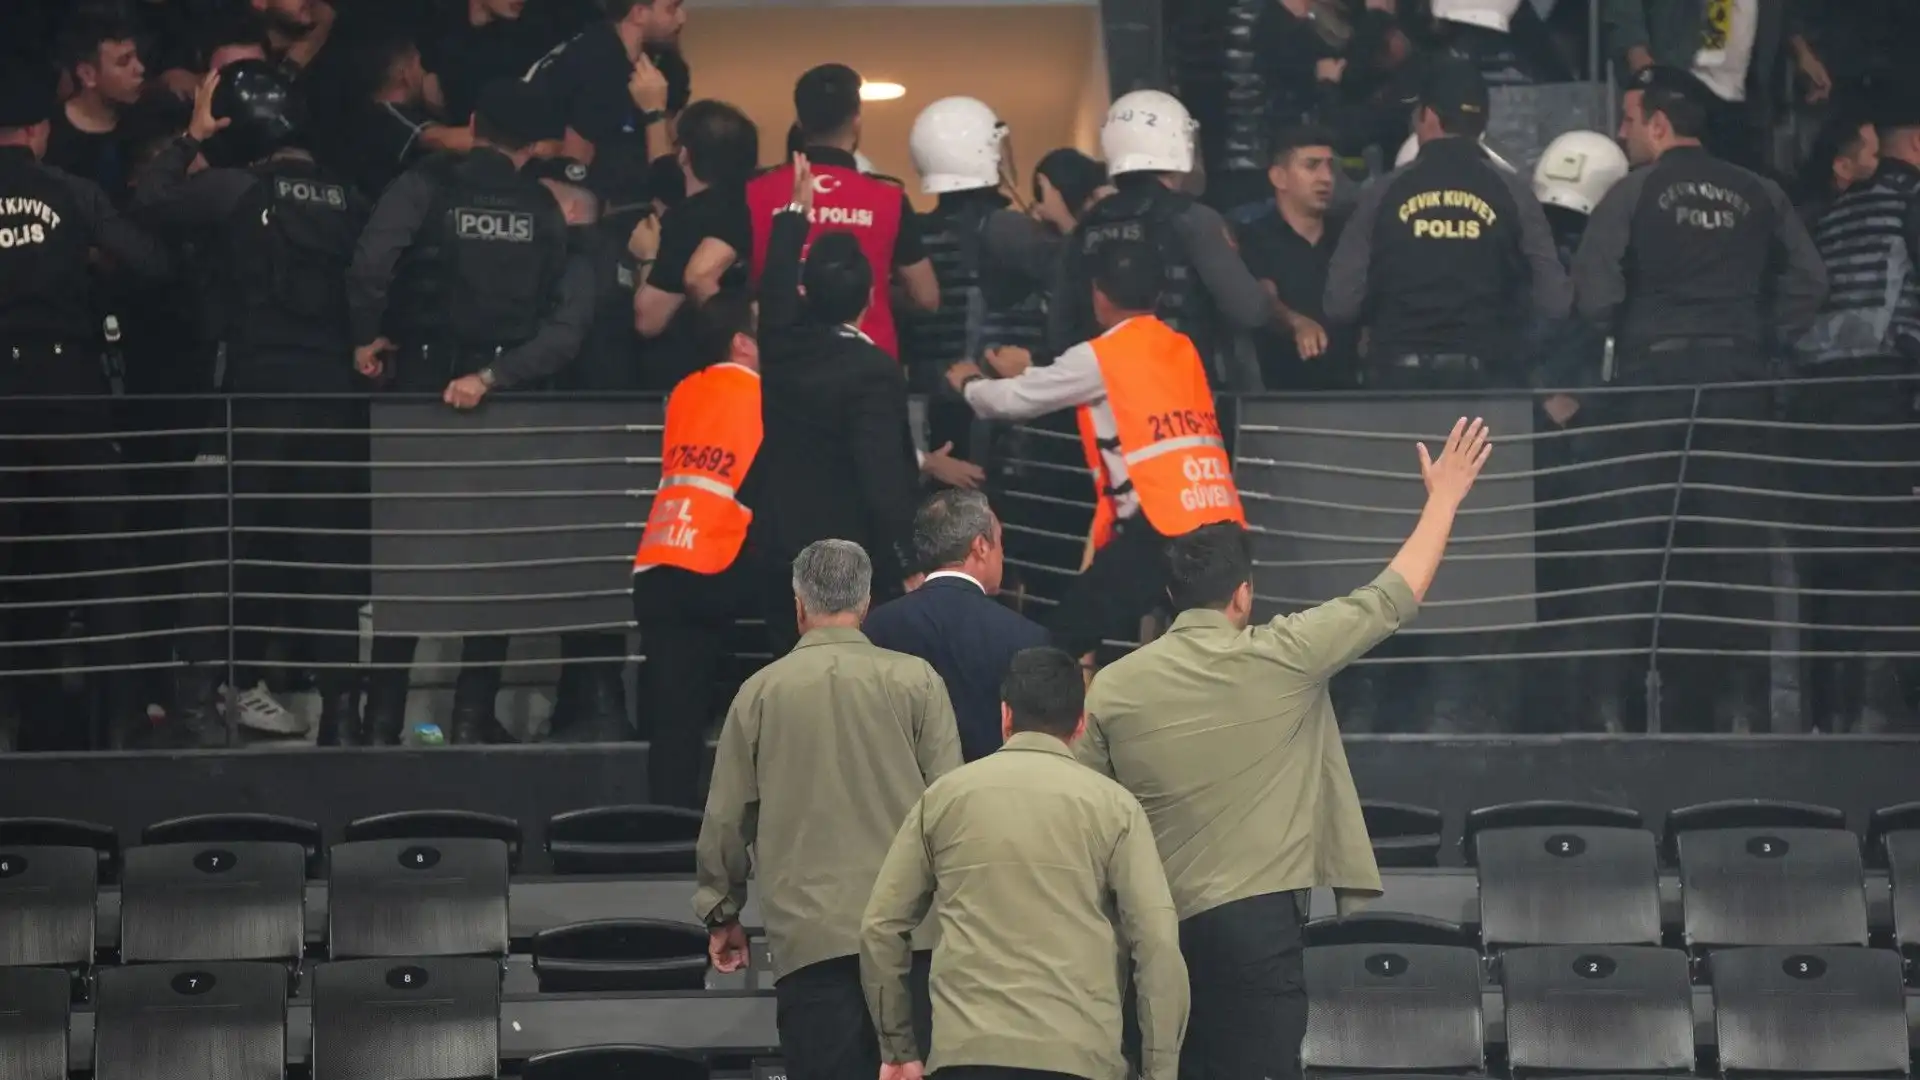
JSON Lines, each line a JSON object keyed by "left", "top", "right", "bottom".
{"left": 225, "top": 396, "right": 238, "bottom": 747}
{"left": 1645, "top": 386, "right": 1705, "bottom": 734}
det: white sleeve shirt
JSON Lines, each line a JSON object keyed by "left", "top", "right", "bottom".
{"left": 962, "top": 335, "right": 1139, "bottom": 522}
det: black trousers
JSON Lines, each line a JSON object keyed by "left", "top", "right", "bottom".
{"left": 1573, "top": 347, "right": 1776, "bottom": 730}
{"left": 775, "top": 952, "right": 931, "bottom": 1080}
{"left": 1048, "top": 517, "right": 1169, "bottom": 660}
{"left": 1786, "top": 359, "right": 1919, "bottom": 729}
{"left": 0, "top": 343, "right": 146, "bottom": 741}
{"left": 1177, "top": 891, "right": 1307, "bottom": 1080}
{"left": 633, "top": 560, "right": 759, "bottom": 809}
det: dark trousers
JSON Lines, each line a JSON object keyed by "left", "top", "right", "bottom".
{"left": 1574, "top": 347, "right": 1775, "bottom": 730}
{"left": 1787, "top": 359, "right": 1918, "bottom": 730}
{"left": 633, "top": 560, "right": 758, "bottom": 808}
{"left": 0, "top": 344, "right": 145, "bottom": 743}
{"left": 1178, "top": 891, "right": 1307, "bottom": 1080}
{"left": 940, "top": 1060, "right": 1090, "bottom": 1068}
{"left": 775, "top": 952, "right": 931, "bottom": 1080}
{"left": 1049, "top": 517, "right": 1170, "bottom": 660}
{"left": 938, "top": 1069, "right": 1084, "bottom": 1080}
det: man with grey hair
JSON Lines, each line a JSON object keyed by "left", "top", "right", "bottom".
{"left": 865, "top": 491, "right": 1050, "bottom": 761}
{"left": 695, "top": 538, "right": 963, "bottom": 1080}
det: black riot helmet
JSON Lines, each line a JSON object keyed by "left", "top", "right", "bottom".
{"left": 203, "top": 59, "right": 303, "bottom": 168}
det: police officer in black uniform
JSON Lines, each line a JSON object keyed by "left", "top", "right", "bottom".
{"left": 347, "top": 77, "right": 594, "bottom": 745}
{"left": 0, "top": 65, "right": 171, "bottom": 751}
{"left": 1049, "top": 90, "right": 1270, "bottom": 391}
{"left": 1571, "top": 66, "right": 1826, "bottom": 732}
{"left": 133, "top": 60, "right": 371, "bottom": 746}
{"left": 1323, "top": 55, "right": 1569, "bottom": 734}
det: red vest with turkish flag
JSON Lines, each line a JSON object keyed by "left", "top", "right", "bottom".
{"left": 746, "top": 161, "right": 904, "bottom": 358}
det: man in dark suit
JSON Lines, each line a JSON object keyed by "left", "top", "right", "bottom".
{"left": 755, "top": 153, "right": 921, "bottom": 656}
{"left": 863, "top": 489, "right": 1050, "bottom": 761}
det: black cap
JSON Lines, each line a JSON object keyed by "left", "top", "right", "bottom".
{"left": 474, "top": 79, "right": 564, "bottom": 146}
{"left": 1416, "top": 54, "right": 1489, "bottom": 125}
{"left": 0, "top": 64, "right": 56, "bottom": 129}
{"left": 1626, "top": 64, "right": 1712, "bottom": 105}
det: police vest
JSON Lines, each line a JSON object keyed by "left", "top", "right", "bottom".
{"left": 392, "top": 153, "right": 567, "bottom": 353}
{"left": 1071, "top": 184, "right": 1217, "bottom": 368}
{"left": 902, "top": 199, "right": 991, "bottom": 371}
{"left": 634, "top": 362, "right": 763, "bottom": 575}
{"left": 1800, "top": 164, "right": 1920, "bottom": 364}
{"left": 1075, "top": 316, "right": 1245, "bottom": 549}
{"left": 0, "top": 149, "right": 91, "bottom": 343}
{"left": 227, "top": 157, "right": 364, "bottom": 362}
{"left": 746, "top": 162, "right": 904, "bottom": 357}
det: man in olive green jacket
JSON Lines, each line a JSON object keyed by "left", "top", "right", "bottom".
{"left": 1079, "top": 418, "right": 1493, "bottom": 1080}
{"left": 694, "top": 539, "right": 964, "bottom": 1080}
{"left": 862, "top": 647, "right": 1189, "bottom": 1080}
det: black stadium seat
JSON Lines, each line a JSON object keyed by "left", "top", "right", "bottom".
{"left": 0, "top": 818, "right": 118, "bottom": 884}
{"left": 1675, "top": 827, "right": 1868, "bottom": 948}
{"left": 1865, "top": 802, "right": 1920, "bottom": 869}
{"left": 545, "top": 805, "right": 702, "bottom": 875}
{"left": 120, "top": 841, "right": 307, "bottom": 963}
{"left": 523, "top": 1045, "right": 710, "bottom": 1080}
{"left": 309, "top": 957, "right": 501, "bottom": 1080}
{"left": 1304, "top": 913, "right": 1474, "bottom": 949}
{"left": 1500, "top": 945, "right": 1694, "bottom": 1077}
{"left": 1662, "top": 800, "right": 1846, "bottom": 864}
{"left": 0, "top": 844, "right": 98, "bottom": 967}
{"left": 1302, "top": 941, "right": 1485, "bottom": 1075}
{"left": 328, "top": 837, "right": 510, "bottom": 959}
{"left": 1475, "top": 825, "right": 1661, "bottom": 947}
{"left": 1360, "top": 801, "right": 1445, "bottom": 868}
{"left": 1463, "top": 801, "right": 1643, "bottom": 866}
{"left": 1709, "top": 946, "right": 1909, "bottom": 1078}
{"left": 141, "top": 814, "right": 325, "bottom": 879}
{"left": 531, "top": 920, "right": 710, "bottom": 993}
{"left": 93, "top": 961, "right": 287, "bottom": 1080}
{"left": 344, "top": 811, "right": 523, "bottom": 872}
{"left": 1887, "top": 831, "right": 1920, "bottom": 960}
{"left": 0, "top": 966, "right": 71, "bottom": 1080}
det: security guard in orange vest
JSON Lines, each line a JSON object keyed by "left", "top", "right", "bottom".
{"left": 948, "top": 238, "right": 1245, "bottom": 664}
{"left": 633, "top": 288, "right": 766, "bottom": 809}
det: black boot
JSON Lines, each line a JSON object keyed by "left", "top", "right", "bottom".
{"left": 547, "top": 666, "right": 632, "bottom": 743}
{"left": 449, "top": 667, "right": 509, "bottom": 746}
{"left": 317, "top": 679, "right": 366, "bottom": 747}
{"left": 362, "top": 671, "right": 409, "bottom": 747}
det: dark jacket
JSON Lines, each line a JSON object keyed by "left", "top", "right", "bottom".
{"left": 862, "top": 573, "right": 1050, "bottom": 762}
{"left": 754, "top": 208, "right": 921, "bottom": 585}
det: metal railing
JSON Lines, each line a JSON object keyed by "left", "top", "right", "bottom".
{"left": 2, "top": 373, "right": 1917, "bottom": 744}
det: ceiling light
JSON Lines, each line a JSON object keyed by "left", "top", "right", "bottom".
{"left": 860, "top": 82, "right": 906, "bottom": 102}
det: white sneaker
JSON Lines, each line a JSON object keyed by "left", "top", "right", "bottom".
{"left": 223, "top": 683, "right": 309, "bottom": 736}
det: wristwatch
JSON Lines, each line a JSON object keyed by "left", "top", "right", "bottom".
{"left": 476, "top": 367, "right": 498, "bottom": 390}
{"left": 635, "top": 108, "right": 667, "bottom": 128}
{"left": 780, "top": 201, "right": 808, "bottom": 216}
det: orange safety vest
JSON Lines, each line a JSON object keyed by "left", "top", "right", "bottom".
{"left": 634, "top": 363, "right": 763, "bottom": 575}
{"left": 1075, "top": 316, "right": 1245, "bottom": 550}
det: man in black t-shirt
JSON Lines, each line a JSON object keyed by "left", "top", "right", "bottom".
{"left": 47, "top": 8, "right": 147, "bottom": 200}
{"left": 422, "top": 0, "right": 564, "bottom": 130}
{"left": 1240, "top": 124, "right": 1353, "bottom": 390}
{"left": 526, "top": 0, "right": 685, "bottom": 167}
{"left": 635, "top": 99, "right": 757, "bottom": 388}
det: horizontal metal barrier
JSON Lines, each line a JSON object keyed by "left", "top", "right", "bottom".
{"left": 1, "top": 373, "right": 1916, "bottom": 742}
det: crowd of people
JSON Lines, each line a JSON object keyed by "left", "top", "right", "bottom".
{"left": 0, "top": 0, "right": 1916, "bottom": 760}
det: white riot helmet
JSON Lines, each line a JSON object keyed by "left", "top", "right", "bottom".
{"left": 1396, "top": 132, "right": 1518, "bottom": 173}
{"left": 1101, "top": 90, "right": 1197, "bottom": 176}
{"left": 1432, "top": 0, "right": 1525, "bottom": 32}
{"left": 1532, "top": 130, "right": 1629, "bottom": 216}
{"left": 910, "top": 96, "right": 1007, "bottom": 195}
